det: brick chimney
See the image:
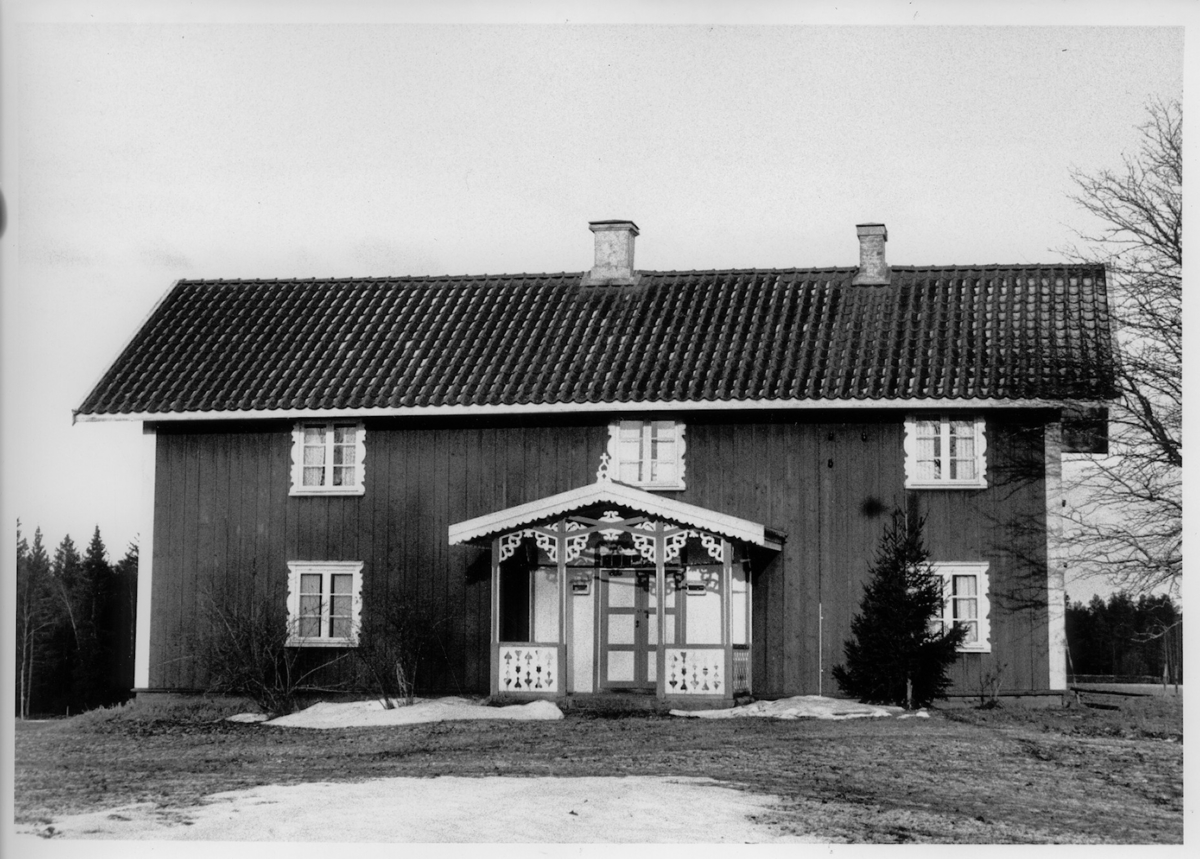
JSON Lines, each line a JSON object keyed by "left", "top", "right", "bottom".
{"left": 583, "top": 220, "right": 639, "bottom": 286}
{"left": 853, "top": 223, "right": 890, "bottom": 286}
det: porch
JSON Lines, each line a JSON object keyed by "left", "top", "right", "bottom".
{"left": 449, "top": 467, "right": 781, "bottom": 706}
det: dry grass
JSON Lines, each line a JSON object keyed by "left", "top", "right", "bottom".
{"left": 14, "top": 694, "right": 1182, "bottom": 843}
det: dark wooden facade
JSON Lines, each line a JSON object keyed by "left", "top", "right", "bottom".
{"left": 147, "top": 410, "right": 1055, "bottom": 696}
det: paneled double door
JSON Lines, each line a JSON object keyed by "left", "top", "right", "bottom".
{"left": 597, "top": 567, "right": 680, "bottom": 690}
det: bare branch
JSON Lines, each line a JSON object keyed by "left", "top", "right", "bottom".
{"left": 1061, "top": 98, "right": 1181, "bottom": 595}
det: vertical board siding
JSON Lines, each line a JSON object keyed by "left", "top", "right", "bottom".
{"left": 148, "top": 413, "right": 1052, "bottom": 697}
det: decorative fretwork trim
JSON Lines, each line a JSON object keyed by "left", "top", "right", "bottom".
{"left": 449, "top": 479, "right": 779, "bottom": 550}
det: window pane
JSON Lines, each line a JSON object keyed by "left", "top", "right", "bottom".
{"left": 303, "top": 440, "right": 326, "bottom": 486}
{"left": 300, "top": 574, "right": 322, "bottom": 594}
{"left": 299, "top": 593, "right": 323, "bottom": 638}
{"left": 916, "top": 436, "right": 940, "bottom": 480}
{"left": 619, "top": 435, "right": 642, "bottom": 481}
{"left": 954, "top": 597, "right": 978, "bottom": 620}
{"left": 303, "top": 427, "right": 326, "bottom": 445}
{"left": 958, "top": 620, "right": 978, "bottom": 644}
{"left": 332, "top": 465, "right": 355, "bottom": 486}
{"left": 915, "top": 419, "right": 939, "bottom": 438}
{"left": 303, "top": 466, "right": 325, "bottom": 486}
{"left": 953, "top": 575, "right": 977, "bottom": 597}
{"left": 949, "top": 422, "right": 976, "bottom": 480}
{"left": 329, "top": 575, "right": 352, "bottom": 636}
{"left": 334, "top": 426, "right": 356, "bottom": 445}
{"left": 330, "top": 593, "right": 352, "bottom": 638}
{"left": 333, "top": 445, "right": 356, "bottom": 466}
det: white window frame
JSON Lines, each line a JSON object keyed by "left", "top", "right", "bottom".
{"left": 286, "top": 561, "right": 363, "bottom": 647}
{"left": 607, "top": 420, "right": 687, "bottom": 490}
{"left": 290, "top": 421, "right": 366, "bottom": 496}
{"left": 931, "top": 562, "right": 991, "bottom": 653}
{"left": 903, "top": 415, "right": 987, "bottom": 489}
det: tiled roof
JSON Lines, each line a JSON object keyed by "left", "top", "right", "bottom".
{"left": 76, "top": 266, "right": 1115, "bottom": 417}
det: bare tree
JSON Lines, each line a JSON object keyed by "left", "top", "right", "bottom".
{"left": 16, "top": 524, "right": 54, "bottom": 719}
{"left": 1062, "top": 98, "right": 1181, "bottom": 595}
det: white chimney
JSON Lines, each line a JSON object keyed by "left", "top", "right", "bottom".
{"left": 853, "top": 223, "right": 890, "bottom": 285}
{"left": 584, "top": 220, "right": 639, "bottom": 286}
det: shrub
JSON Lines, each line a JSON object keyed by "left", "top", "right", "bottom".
{"left": 203, "top": 589, "right": 350, "bottom": 717}
{"left": 353, "top": 594, "right": 448, "bottom": 708}
{"left": 832, "top": 509, "right": 966, "bottom": 708}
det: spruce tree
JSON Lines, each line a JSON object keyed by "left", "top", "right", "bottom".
{"left": 77, "top": 527, "right": 116, "bottom": 708}
{"left": 112, "top": 542, "right": 139, "bottom": 700}
{"left": 47, "top": 535, "right": 83, "bottom": 713}
{"left": 832, "top": 509, "right": 966, "bottom": 708}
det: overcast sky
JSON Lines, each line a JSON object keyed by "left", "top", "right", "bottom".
{"left": 0, "top": 2, "right": 1189, "bottom": 604}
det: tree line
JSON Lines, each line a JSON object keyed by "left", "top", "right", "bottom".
{"left": 15, "top": 522, "right": 138, "bottom": 718}
{"left": 1065, "top": 591, "right": 1182, "bottom": 684}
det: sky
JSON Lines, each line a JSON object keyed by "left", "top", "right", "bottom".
{"left": 0, "top": 1, "right": 1190, "bottom": 606}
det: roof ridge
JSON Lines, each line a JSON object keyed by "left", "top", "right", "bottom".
{"left": 178, "top": 262, "right": 1104, "bottom": 288}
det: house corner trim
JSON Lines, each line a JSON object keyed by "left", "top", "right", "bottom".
{"left": 135, "top": 423, "right": 156, "bottom": 688}
{"left": 1045, "top": 420, "right": 1067, "bottom": 690}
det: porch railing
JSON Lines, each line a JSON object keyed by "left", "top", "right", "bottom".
{"left": 732, "top": 644, "right": 751, "bottom": 694}
{"left": 498, "top": 644, "right": 559, "bottom": 693}
{"left": 664, "top": 646, "right": 725, "bottom": 695}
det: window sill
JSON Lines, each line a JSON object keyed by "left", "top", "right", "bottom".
{"left": 956, "top": 644, "right": 992, "bottom": 654}
{"left": 289, "top": 486, "right": 366, "bottom": 497}
{"left": 620, "top": 482, "right": 687, "bottom": 492}
{"left": 286, "top": 638, "right": 358, "bottom": 648}
{"left": 905, "top": 480, "right": 987, "bottom": 491}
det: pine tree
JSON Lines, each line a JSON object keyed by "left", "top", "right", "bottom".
{"left": 832, "top": 510, "right": 966, "bottom": 708}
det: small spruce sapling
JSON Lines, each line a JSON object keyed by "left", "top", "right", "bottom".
{"left": 831, "top": 509, "right": 967, "bottom": 709}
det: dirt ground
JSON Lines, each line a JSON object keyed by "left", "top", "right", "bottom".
{"left": 11, "top": 694, "right": 1184, "bottom": 845}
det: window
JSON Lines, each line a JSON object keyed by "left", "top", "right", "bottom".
{"left": 607, "top": 420, "right": 686, "bottom": 489}
{"left": 904, "top": 415, "right": 987, "bottom": 489}
{"left": 931, "top": 562, "right": 990, "bottom": 653}
{"left": 286, "top": 561, "right": 363, "bottom": 646}
{"left": 290, "top": 422, "right": 366, "bottom": 495}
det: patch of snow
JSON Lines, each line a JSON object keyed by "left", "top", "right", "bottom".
{"left": 671, "top": 695, "right": 904, "bottom": 720}
{"left": 224, "top": 712, "right": 268, "bottom": 723}
{"left": 12, "top": 776, "right": 819, "bottom": 842}
{"left": 262, "top": 696, "right": 563, "bottom": 729}
{"left": 897, "top": 709, "right": 931, "bottom": 719}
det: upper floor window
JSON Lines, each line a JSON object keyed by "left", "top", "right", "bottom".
{"left": 286, "top": 561, "right": 363, "bottom": 647}
{"left": 607, "top": 420, "right": 686, "bottom": 490}
{"left": 290, "top": 422, "right": 366, "bottom": 496}
{"left": 931, "top": 562, "right": 991, "bottom": 653}
{"left": 904, "top": 415, "right": 987, "bottom": 489}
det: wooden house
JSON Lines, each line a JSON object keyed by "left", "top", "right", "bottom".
{"left": 75, "top": 221, "right": 1115, "bottom": 706}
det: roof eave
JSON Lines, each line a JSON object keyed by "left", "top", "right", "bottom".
{"left": 73, "top": 396, "right": 1117, "bottom": 423}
